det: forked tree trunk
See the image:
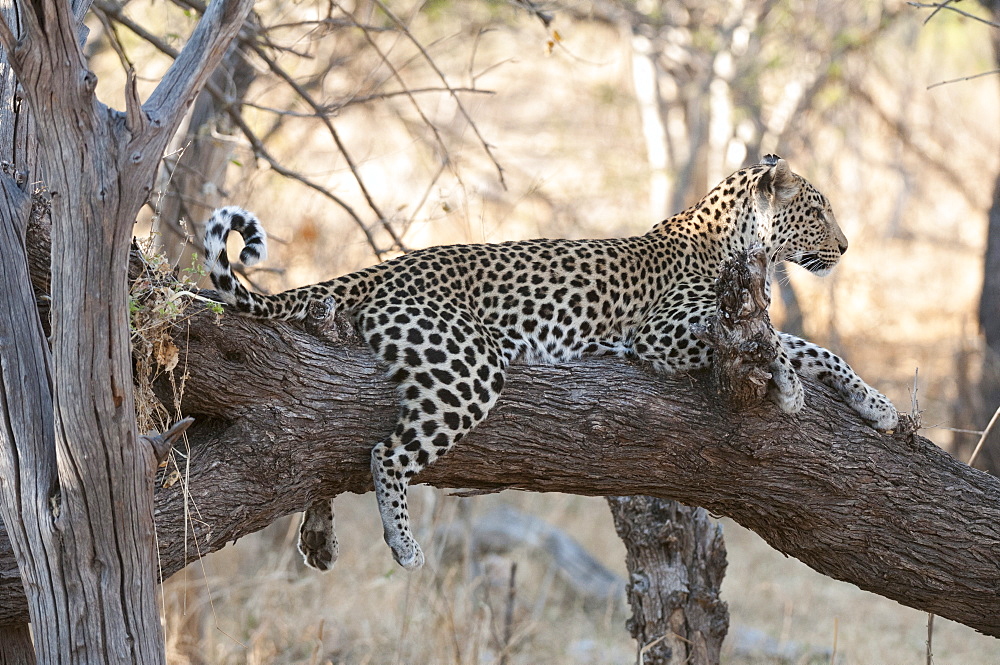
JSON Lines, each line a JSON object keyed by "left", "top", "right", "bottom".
{"left": 0, "top": 0, "right": 252, "bottom": 661}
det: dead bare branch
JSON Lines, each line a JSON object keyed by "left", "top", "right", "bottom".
{"left": 95, "top": 0, "right": 508, "bottom": 259}
{"left": 368, "top": 0, "right": 507, "bottom": 189}
{"left": 927, "top": 68, "right": 1000, "bottom": 89}
{"left": 909, "top": 1, "right": 1000, "bottom": 29}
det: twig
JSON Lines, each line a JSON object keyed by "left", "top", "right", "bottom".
{"left": 637, "top": 634, "right": 668, "bottom": 665}
{"left": 498, "top": 562, "right": 518, "bottom": 665}
{"left": 468, "top": 27, "right": 515, "bottom": 84}
{"left": 239, "top": 87, "right": 495, "bottom": 118}
{"left": 967, "top": 403, "right": 1000, "bottom": 469}
{"left": 369, "top": 0, "right": 507, "bottom": 189}
{"left": 101, "top": 0, "right": 506, "bottom": 259}
{"left": 909, "top": 1, "right": 1000, "bottom": 29}
{"left": 168, "top": 0, "right": 409, "bottom": 256}
{"left": 916, "top": 0, "right": 955, "bottom": 25}
{"left": 265, "top": 17, "right": 397, "bottom": 33}
{"left": 916, "top": 367, "right": 934, "bottom": 665}
{"left": 92, "top": 0, "right": 180, "bottom": 58}
{"left": 927, "top": 612, "right": 935, "bottom": 665}
{"left": 927, "top": 69, "right": 1000, "bottom": 90}
{"left": 402, "top": 160, "right": 448, "bottom": 232}
{"left": 225, "top": 110, "right": 391, "bottom": 256}
{"left": 91, "top": 5, "right": 135, "bottom": 71}
{"left": 234, "top": 29, "right": 409, "bottom": 254}
{"left": 926, "top": 425, "right": 985, "bottom": 435}
{"left": 91, "top": 0, "right": 394, "bottom": 258}
{"left": 339, "top": 4, "right": 462, "bottom": 186}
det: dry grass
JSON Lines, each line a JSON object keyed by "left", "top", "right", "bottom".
{"left": 161, "top": 492, "right": 1000, "bottom": 664}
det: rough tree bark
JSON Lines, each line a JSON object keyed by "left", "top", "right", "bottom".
{"left": 608, "top": 498, "right": 728, "bottom": 665}
{"left": 0, "top": 165, "right": 42, "bottom": 664}
{"left": 0, "top": 0, "right": 252, "bottom": 661}
{"left": 606, "top": 249, "right": 772, "bottom": 664}
{"left": 0, "top": 252, "right": 995, "bottom": 638}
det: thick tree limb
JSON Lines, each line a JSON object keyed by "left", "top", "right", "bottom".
{"left": 0, "top": 302, "right": 997, "bottom": 636}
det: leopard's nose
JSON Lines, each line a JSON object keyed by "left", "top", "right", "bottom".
{"left": 838, "top": 241, "right": 848, "bottom": 255}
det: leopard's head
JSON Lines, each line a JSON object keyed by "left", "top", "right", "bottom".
{"left": 756, "top": 155, "right": 848, "bottom": 276}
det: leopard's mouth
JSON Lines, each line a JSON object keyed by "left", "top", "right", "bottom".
{"left": 792, "top": 251, "right": 838, "bottom": 276}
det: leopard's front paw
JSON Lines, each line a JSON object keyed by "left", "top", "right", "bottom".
{"left": 849, "top": 387, "right": 898, "bottom": 431}
{"left": 768, "top": 364, "right": 804, "bottom": 415}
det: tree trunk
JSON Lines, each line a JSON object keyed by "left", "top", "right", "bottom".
{"left": 963, "top": 0, "right": 1000, "bottom": 474}
{"left": 608, "top": 498, "right": 728, "bottom": 665}
{"left": 0, "top": 161, "right": 42, "bottom": 665}
{"left": 0, "top": 7, "right": 57, "bottom": 660}
{"left": 0, "top": 0, "right": 253, "bottom": 661}
{"left": 971, "top": 171, "right": 1000, "bottom": 473}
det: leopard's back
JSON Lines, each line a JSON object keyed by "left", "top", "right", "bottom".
{"left": 347, "top": 236, "right": 678, "bottom": 366}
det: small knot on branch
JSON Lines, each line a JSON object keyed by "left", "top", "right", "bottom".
{"left": 142, "top": 416, "right": 195, "bottom": 465}
{"left": 694, "top": 247, "right": 777, "bottom": 410}
{"left": 304, "top": 297, "right": 362, "bottom": 346}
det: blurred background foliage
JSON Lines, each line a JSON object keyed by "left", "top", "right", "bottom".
{"left": 84, "top": 0, "right": 1000, "bottom": 661}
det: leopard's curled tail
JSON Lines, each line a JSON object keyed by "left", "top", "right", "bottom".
{"left": 203, "top": 206, "right": 375, "bottom": 321}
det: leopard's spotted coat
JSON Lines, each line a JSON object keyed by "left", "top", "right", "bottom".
{"left": 203, "top": 156, "right": 897, "bottom": 570}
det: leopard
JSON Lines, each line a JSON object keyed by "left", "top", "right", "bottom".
{"left": 202, "top": 155, "right": 898, "bottom": 572}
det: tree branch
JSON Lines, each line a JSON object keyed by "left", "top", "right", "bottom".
{"left": 142, "top": 0, "right": 253, "bottom": 139}
{"left": 0, "top": 298, "right": 995, "bottom": 635}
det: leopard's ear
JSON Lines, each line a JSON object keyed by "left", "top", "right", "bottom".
{"left": 758, "top": 157, "right": 800, "bottom": 206}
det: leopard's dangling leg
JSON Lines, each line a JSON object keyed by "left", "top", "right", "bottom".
{"left": 370, "top": 436, "right": 426, "bottom": 570}
{"left": 298, "top": 498, "right": 339, "bottom": 571}
{"left": 359, "top": 301, "right": 508, "bottom": 569}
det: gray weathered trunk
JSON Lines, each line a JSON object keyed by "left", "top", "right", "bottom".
{"left": 0, "top": 0, "right": 253, "bottom": 660}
